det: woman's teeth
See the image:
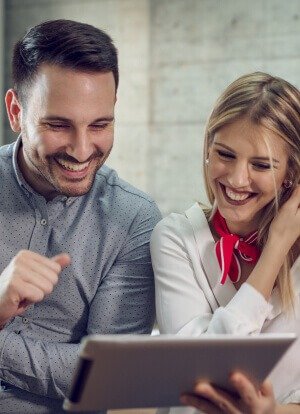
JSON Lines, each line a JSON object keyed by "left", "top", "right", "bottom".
{"left": 56, "top": 159, "right": 89, "bottom": 172}
{"left": 225, "top": 186, "right": 251, "bottom": 201}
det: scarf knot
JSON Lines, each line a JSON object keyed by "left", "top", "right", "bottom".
{"left": 212, "top": 210, "right": 260, "bottom": 285}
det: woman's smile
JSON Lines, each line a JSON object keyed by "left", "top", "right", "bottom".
{"left": 219, "top": 182, "right": 257, "bottom": 205}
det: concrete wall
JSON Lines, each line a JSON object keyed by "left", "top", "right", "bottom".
{"left": 3, "top": 0, "right": 300, "bottom": 215}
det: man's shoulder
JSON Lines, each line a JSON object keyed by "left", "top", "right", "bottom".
{"left": 0, "top": 142, "right": 14, "bottom": 160}
{"left": 92, "top": 165, "right": 162, "bottom": 226}
{"left": 95, "top": 164, "right": 156, "bottom": 206}
{"left": 0, "top": 142, "right": 15, "bottom": 175}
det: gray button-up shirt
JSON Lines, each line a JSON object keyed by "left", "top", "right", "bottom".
{"left": 0, "top": 138, "right": 161, "bottom": 413}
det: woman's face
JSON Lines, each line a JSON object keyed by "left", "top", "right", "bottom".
{"left": 207, "top": 117, "right": 289, "bottom": 235}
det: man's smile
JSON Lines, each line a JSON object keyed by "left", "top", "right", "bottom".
{"left": 55, "top": 157, "right": 90, "bottom": 172}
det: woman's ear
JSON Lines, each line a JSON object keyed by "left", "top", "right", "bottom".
{"left": 5, "top": 89, "right": 22, "bottom": 132}
{"left": 283, "top": 178, "right": 293, "bottom": 189}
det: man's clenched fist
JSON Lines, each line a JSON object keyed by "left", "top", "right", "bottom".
{"left": 0, "top": 250, "right": 71, "bottom": 327}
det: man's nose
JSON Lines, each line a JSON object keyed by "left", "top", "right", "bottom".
{"left": 227, "top": 162, "right": 251, "bottom": 188}
{"left": 66, "top": 131, "right": 93, "bottom": 162}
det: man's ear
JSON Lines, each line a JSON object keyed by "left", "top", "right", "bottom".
{"left": 5, "top": 89, "right": 22, "bottom": 132}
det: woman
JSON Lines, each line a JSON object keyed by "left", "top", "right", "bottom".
{"left": 151, "top": 72, "right": 300, "bottom": 413}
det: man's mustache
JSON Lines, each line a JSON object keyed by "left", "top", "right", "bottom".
{"left": 48, "top": 152, "right": 104, "bottom": 164}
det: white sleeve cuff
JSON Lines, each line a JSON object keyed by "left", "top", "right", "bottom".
{"left": 229, "top": 283, "right": 272, "bottom": 319}
{"left": 207, "top": 283, "right": 273, "bottom": 334}
{"left": 279, "top": 389, "right": 300, "bottom": 405}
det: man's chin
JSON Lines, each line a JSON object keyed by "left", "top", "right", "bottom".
{"left": 57, "top": 184, "right": 94, "bottom": 198}
{"left": 51, "top": 167, "right": 100, "bottom": 197}
{"left": 50, "top": 177, "right": 95, "bottom": 198}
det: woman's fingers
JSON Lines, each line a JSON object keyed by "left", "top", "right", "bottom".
{"left": 193, "top": 383, "right": 241, "bottom": 414}
{"left": 230, "top": 372, "right": 277, "bottom": 414}
{"left": 260, "top": 380, "right": 274, "bottom": 398}
{"left": 182, "top": 373, "right": 278, "bottom": 414}
{"left": 181, "top": 393, "right": 222, "bottom": 414}
{"left": 230, "top": 373, "right": 259, "bottom": 407}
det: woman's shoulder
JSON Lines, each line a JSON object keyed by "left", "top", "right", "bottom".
{"left": 151, "top": 203, "right": 208, "bottom": 242}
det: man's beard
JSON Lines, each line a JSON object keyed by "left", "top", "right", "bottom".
{"left": 20, "top": 137, "right": 112, "bottom": 199}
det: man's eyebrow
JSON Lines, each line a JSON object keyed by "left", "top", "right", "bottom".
{"left": 41, "top": 116, "right": 115, "bottom": 123}
{"left": 214, "top": 142, "right": 279, "bottom": 163}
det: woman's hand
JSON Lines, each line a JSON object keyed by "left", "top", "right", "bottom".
{"left": 268, "top": 184, "right": 300, "bottom": 253}
{"left": 246, "top": 184, "right": 300, "bottom": 299}
{"left": 180, "top": 372, "right": 278, "bottom": 414}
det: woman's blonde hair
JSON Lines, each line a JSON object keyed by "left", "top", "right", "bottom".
{"left": 203, "top": 72, "right": 300, "bottom": 310}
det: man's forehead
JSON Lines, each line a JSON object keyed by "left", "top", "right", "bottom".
{"left": 25, "top": 64, "right": 115, "bottom": 111}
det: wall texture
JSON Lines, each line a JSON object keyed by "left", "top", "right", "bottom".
{"left": 4, "top": 0, "right": 300, "bottom": 215}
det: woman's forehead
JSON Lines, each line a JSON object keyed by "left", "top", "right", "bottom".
{"left": 212, "top": 118, "right": 289, "bottom": 158}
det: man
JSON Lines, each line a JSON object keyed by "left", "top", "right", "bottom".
{"left": 0, "top": 19, "right": 161, "bottom": 413}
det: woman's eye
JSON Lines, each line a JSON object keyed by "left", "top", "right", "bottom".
{"left": 253, "top": 163, "right": 271, "bottom": 170}
{"left": 217, "top": 150, "right": 235, "bottom": 159}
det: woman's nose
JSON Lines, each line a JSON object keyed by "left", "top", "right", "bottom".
{"left": 227, "top": 162, "right": 251, "bottom": 188}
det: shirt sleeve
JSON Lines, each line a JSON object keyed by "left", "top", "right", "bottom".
{"left": 0, "top": 332, "right": 78, "bottom": 399}
{"left": 150, "top": 214, "right": 272, "bottom": 336}
{"left": 87, "top": 199, "right": 162, "bottom": 334}
{"left": 0, "top": 199, "right": 162, "bottom": 399}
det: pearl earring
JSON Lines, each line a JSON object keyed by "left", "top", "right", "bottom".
{"left": 283, "top": 180, "right": 293, "bottom": 189}
{"left": 205, "top": 158, "right": 209, "bottom": 165}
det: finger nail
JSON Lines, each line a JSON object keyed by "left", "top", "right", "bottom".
{"left": 195, "top": 383, "right": 209, "bottom": 393}
{"left": 231, "top": 374, "right": 241, "bottom": 385}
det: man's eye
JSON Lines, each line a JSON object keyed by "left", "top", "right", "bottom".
{"left": 90, "top": 124, "right": 109, "bottom": 130}
{"left": 46, "top": 123, "right": 68, "bottom": 129}
{"left": 217, "top": 150, "right": 235, "bottom": 159}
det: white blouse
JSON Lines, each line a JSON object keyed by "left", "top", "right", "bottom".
{"left": 150, "top": 203, "right": 300, "bottom": 410}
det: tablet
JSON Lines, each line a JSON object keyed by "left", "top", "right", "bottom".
{"left": 63, "top": 333, "right": 296, "bottom": 412}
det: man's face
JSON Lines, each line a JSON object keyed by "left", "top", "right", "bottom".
{"left": 8, "top": 64, "right": 116, "bottom": 200}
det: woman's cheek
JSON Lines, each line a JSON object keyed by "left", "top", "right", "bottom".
{"left": 208, "top": 160, "right": 228, "bottom": 180}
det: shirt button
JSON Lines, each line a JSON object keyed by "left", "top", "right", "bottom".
{"left": 22, "top": 317, "right": 29, "bottom": 324}
{"left": 40, "top": 218, "right": 47, "bottom": 226}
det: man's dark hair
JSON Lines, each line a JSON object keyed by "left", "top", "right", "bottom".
{"left": 12, "top": 19, "right": 119, "bottom": 103}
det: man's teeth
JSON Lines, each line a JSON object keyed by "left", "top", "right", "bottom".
{"left": 56, "top": 159, "right": 89, "bottom": 172}
{"left": 225, "top": 186, "right": 251, "bottom": 201}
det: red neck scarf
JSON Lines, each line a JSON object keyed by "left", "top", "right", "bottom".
{"left": 212, "top": 210, "right": 261, "bottom": 285}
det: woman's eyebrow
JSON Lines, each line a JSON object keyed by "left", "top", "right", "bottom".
{"left": 214, "top": 142, "right": 279, "bottom": 163}
{"left": 214, "top": 142, "right": 235, "bottom": 152}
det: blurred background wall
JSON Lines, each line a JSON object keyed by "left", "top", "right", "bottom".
{"left": 2, "top": 0, "right": 300, "bottom": 215}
